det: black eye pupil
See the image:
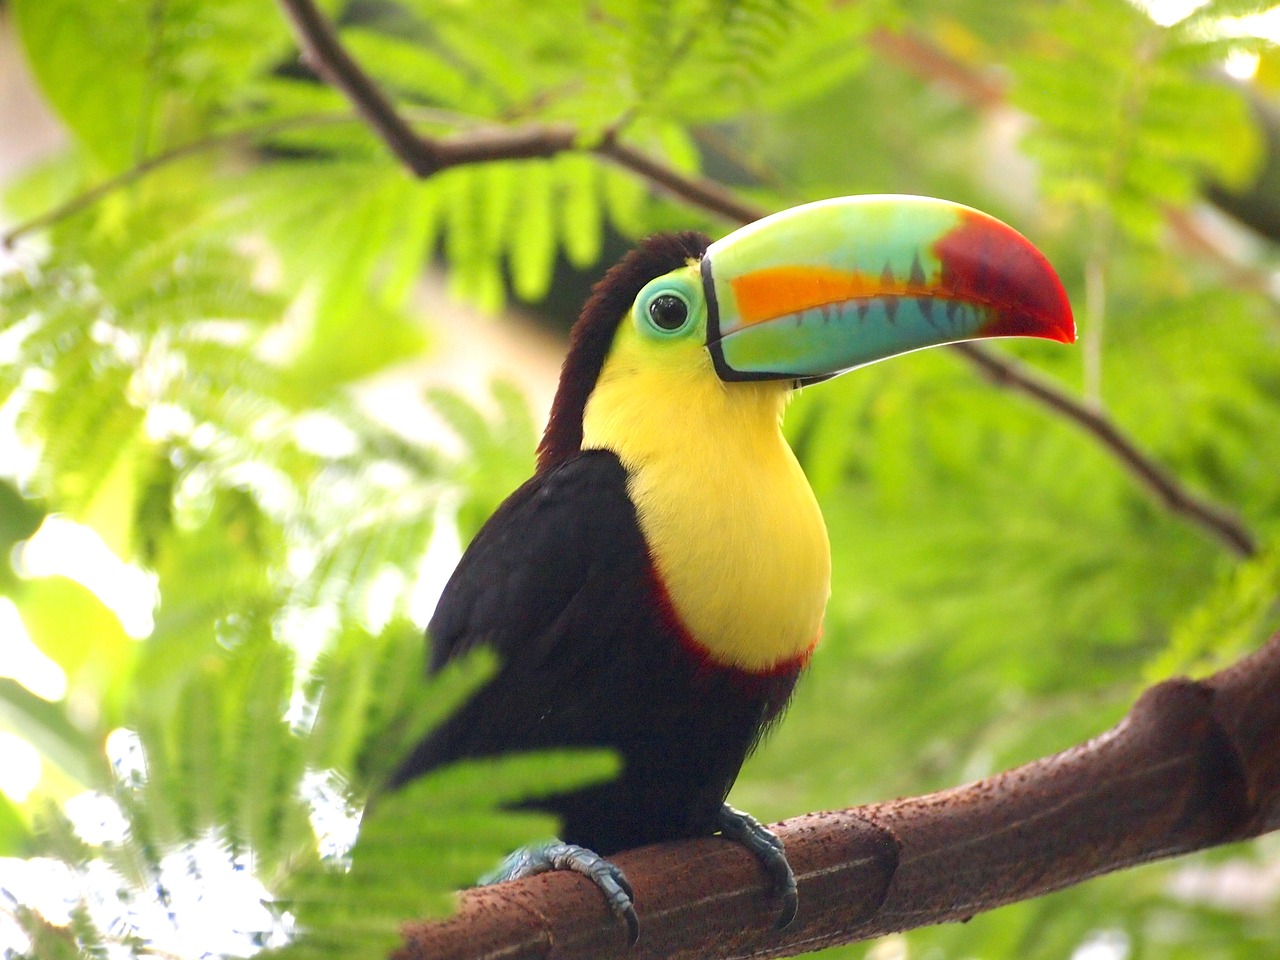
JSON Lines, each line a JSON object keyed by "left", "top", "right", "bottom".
{"left": 649, "top": 294, "right": 689, "bottom": 331}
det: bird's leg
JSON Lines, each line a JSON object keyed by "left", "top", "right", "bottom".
{"left": 718, "top": 803, "right": 798, "bottom": 929}
{"left": 483, "top": 841, "right": 639, "bottom": 944}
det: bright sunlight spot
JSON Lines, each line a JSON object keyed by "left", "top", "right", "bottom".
{"left": 2, "top": 728, "right": 292, "bottom": 958}
{"left": 865, "top": 933, "right": 910, "bottom": 960}
{"left": 15, "top": 516, "right": 158, "bottom": 638}
{"left": 1224, "top": 49, "right": 1262, "bottom": 80}
{"left": 105, "top": 726, "right": 147, "bottom": 781}
{"left": 301, "top": 770, "right": 362, "bottom": 862}
{"left": 64, "top": 792, "right": 131, "bottom": 847}
{"left": 0, "top": 732, "right": 41, "bottom": 802}
{"left": 1221, "top": 7, "right": 1280, "bottom": 45}
{"left": 0, "top": 371, "right": 39, "bottom": 483}
{"left": 361, "top": 565, "right": 405, "bottom": 633}
{"left": 1131, "top": 0, "right": 1209, "bottom": 27}
{"left": 408, "top": 501, "right": 463, "bottom": 627}
{"left": 1072, "top": 930, "right": 1131, "bottom": 960}
{"left": 0, "top": 839, "right": 290, "bottom": 958}
{"left": 0, "top": 596, "right": 67, "bottom": 700}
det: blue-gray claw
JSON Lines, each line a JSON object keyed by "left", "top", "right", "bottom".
{"left": 719, "top": 803, "right": 798, "bottom": 929}
{"left": 484, "top": 841, "right": 639, "bottom": 945}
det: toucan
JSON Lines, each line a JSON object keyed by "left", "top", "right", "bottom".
{"left": 390, "top": 195, "right": 1074, "bottom": 942}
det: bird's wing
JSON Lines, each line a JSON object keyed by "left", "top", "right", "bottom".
{"left": 389, "top": 449, "right": 657, "bottom": 784}
{"left": 427, "top": 447, "right": 651, "bottom": 675}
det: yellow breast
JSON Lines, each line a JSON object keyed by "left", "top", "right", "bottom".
{"left": 581, "top": 323, "right": 830, "bottom": 672}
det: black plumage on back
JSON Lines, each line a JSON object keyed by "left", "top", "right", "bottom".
{"left": 389, "top": 451, "right": 798, "bottom": 853}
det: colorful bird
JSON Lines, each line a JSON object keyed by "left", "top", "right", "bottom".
{"left": 390, "top": 195, "right": 1074, "bottom": 942}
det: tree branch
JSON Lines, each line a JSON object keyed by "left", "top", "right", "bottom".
{"left": 399, "top": 633, "right": 1280, "bottom": 960}
{"left": 593, "top": 137, "right": 770, "bottom": 226}
{"left": 868, "top": 26, "right": 1261, "bottom": 558}
{"left": 3, "top": 5, "right": 1257, "bottom": 561}
{"left": 275, "top": 0, "right": 765, "bottom": 217}
{"left": 256, "top": 10, "right": 1280, "bottom": 956}
{"left": 272, "top": 0, "right": 1259, "bottom": 560}
{"left": 1, "top": 114, "right": 352, "bottom": 249}
{"left": 276, "top": 0, "right": 449, "bottom": 176}
{"left": 950, "top": 342, "right": 1258, "bottom": 558}
{"left": 867, "top": 28, "right": 1008, "bottom": 110}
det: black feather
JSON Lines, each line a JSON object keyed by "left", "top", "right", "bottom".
{"left": 390, "top": 451, "right": 798, "bottom": 853}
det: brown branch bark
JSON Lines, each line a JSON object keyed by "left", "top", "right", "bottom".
{"left": 867, "top": 28, "right": 1008, "bottom": 111}
{"left": 593, "top": 138, "right": 770, "bottom": 226}
{"left": 400, "top": 633, "right": 1280, "bottom": 960}
{"left": 277, "top": 0, "right": 450, "bottom": 176}
{"left": 275, "top": 0, "right": 763, "bottom": 217}
{"left": 950, "top": 342, "right": 1258, "bottom": 558}
{"left": 272, "top": 0, "right": 1260, "bottom": 562}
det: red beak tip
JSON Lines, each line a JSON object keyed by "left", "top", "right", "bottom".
{"left": 1050, "top": 310, "right": 1077, "bottom": 344}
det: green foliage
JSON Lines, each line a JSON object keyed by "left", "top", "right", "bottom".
{"left": 0, "top": 479, "right": 43, "bottom": 592}
{"left": 0, "top": 795, "right": 29, "bottom": 855}
{"left": 1013, "top": 0, "right": 1262, "bottom": 240}
{"left": 1146, "top": 547, "right": 1280, "bottom": 682}
{"left": 0, "top": 680, "right": 101, "bottom": 790}
{"left": 425, "top": 380, "right": 537, "bottom": 540}
{"left": 302, "top": 623, "right": 488, "bottom": 790}
{"left": 2, "top": 0, "right": 1279, "bottom": 958}
{"left": 278, "top": 751, "right": 617, "bottom": 960}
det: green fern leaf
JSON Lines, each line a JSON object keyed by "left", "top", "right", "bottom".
{"left": 276, "top": 749, "right": 616, "bottom": 960}
{"left": 556, "top": 154, "right": 604, "bottom": 268}
{"left": 1013, "top": 0, "right": 1262, "bottom": 240}
{"left": 227, "top": 634, "right": 308, "bottom": 871}
{"left": 340, "top": 28, "right": 492, "bottom": 114}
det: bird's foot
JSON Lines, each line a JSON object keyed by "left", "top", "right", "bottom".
{"left": 483, "top": 841, "right": 639, "bottom": 945}
{"left": 718, "top": 803, "right": 798, "bottom": 929}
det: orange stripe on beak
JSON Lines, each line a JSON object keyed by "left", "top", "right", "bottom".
{"left": 729, "top": 266, "right": 933, "bottom": 327}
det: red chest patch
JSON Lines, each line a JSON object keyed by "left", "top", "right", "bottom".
{"left": 644, "top": 564, "right": 815, "bottom": 694}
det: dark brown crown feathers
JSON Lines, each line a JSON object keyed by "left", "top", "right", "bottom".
{"left": 536, "top": 231, "right": 712, "bottom": 472}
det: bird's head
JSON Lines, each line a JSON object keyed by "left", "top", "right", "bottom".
{"left": 538, "top": 195, "right": 1074, "bottom": 471}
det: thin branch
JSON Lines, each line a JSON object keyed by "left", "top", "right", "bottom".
{"left": 594, "top": 136, "right": 770, "bottom": 226}
{"left": 2, "top": 113, "right": 351, "bottom": 249}
{"left": 951, "top": 342, "right": 1258, "bottom": 558}
{"left": 400, "top": 633, "right": 1280, "bottom": 960}
{"left": 271, "top": 0, "right": 1260, "bottom": 560}
{"left": 277, "top": 0, "right": 764, "bottom": 217}
{"left": 866, "top": 28, "right": 1008, "bottom": 110}
{"left": 4, "top": 8, "right": 1258, "bottom": 562}
{"left": 1163, "top": 205, "right": 1280, "bottom": 319}
{"left": 276, "top": 0, "right": 447, "bottom": 176}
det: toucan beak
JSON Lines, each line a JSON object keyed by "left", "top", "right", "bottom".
{"left": 701, "top": 195, "right": 1074, "bottom": 383}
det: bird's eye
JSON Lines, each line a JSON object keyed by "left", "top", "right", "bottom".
{"left": 634, "top": 272, "right": 702, "bottom": 339}
{"left": 648, "top": 294, "right": 689, "bottom": 331}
